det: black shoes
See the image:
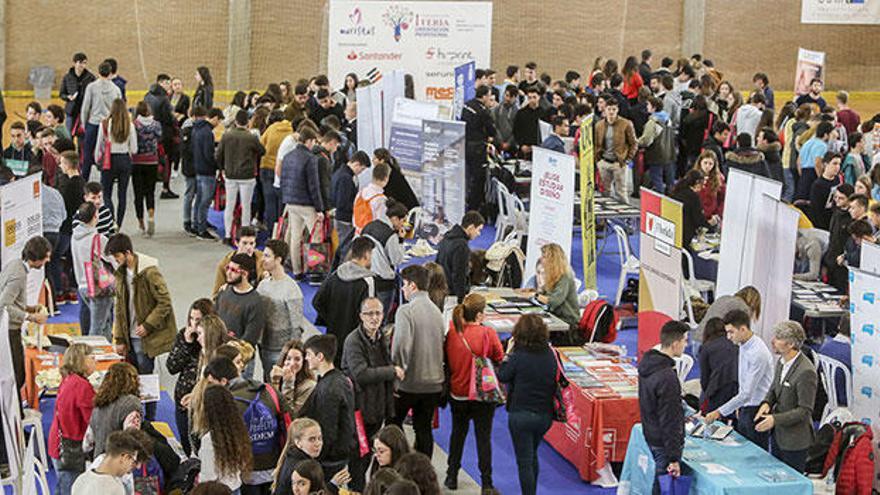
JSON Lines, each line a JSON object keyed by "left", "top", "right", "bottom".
{"left": 160, "top": 190, "right": 179, "bottom": 199}
{"left": 196, "top": 230, "right": 217, "bottom": 241}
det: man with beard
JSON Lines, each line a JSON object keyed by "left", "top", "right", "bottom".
{"left": 214, "top": 252, "right": 267, "bottom": 379}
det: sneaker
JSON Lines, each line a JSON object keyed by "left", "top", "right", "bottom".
{"left": 160, "top": 190, "right": 179, "bottom": 199}
{"left": 66, "top": 292, "right": 79, "bottom": 303}
{"left": 147, "top": 220, "right": 155, "bottom": 237}
{"left": 185, "top": 226, "right": 197, "bottom": 237}
{"left": 443, "top": 475, "right": 458, "bottom": 491}
{"left": 197, "top": 230, "right": 218, "bottom": 241}
{"left": 54, "top": 294, "right": 67, "bottom": 306}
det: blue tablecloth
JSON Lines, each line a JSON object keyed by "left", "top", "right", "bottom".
{"left": 618, "top": 424, "right": 813, "bottom": 495}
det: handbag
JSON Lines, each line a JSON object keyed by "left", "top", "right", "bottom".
{"left": 100, "top": 121, "right": 112, "bottom": 171}
{"left": 658, "top": 474, "right": 692, "bottom": 495}
{"left": 272, "top": 210, "right": 289, "bottom": 240}
{"left": 457, "top": 330, "right": 505, "bottom": 404}
{"left": 301, "top": 217, "right": 332, "bottom": 275}
{"left": 84, "top": 234, "right": 115, "bottom": 298}
{"left": 57, "top": 423, "right": 86, "bottom": 472}
{"left": 551, "top": 349, "right": 574, "bottom": 422}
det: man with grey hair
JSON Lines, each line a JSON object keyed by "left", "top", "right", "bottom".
{"left": 754, "top": 320, "right": 817, "bottom": 472}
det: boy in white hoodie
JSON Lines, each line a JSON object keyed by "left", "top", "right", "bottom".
{"left": 71, "top": 202, "right": 114, "bottom": 341}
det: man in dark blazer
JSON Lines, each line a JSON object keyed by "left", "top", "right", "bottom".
{"left": 755, "top": 321, "right": 818, "bottom": 472}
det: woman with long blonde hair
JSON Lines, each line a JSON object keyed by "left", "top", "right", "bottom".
{"left": 536, "top": 243, "right": 579, "bottom": 331}
{"left": 443, "top": 293, "right": 504, "bottom": 492}
{"left": 95, "top": 97, "right": 137, "bottom": 225}
{"left": 196, "top": 313, "right": 231, "bottom": 374}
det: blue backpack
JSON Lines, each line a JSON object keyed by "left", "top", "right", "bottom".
{"left": 236, "top": 385, "right": 281, "bottom": 456}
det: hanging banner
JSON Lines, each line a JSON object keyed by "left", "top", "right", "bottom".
{"left": 850, "top": 268, "right": 880, "bottom": 490}
{"left": 861, "top": 240, "right": 880, "bottom": 274}
{"left": 1, "top": 174, "right": 44, "bottom": 304}
{"left": 524, "top": 147, "right": 576, "bottom": 282}
{"left": 637, "top": 188, "right": 683, "bottom": 357}
{"left": 802, "top": 0, "right": 880, "bottom": 24}
{"left": 452, "top": 61, "right": 476, "bottom": 121}
{"left": 415, "top": 119, "right": 466, "bottom": 238}
{"left": 328, "top": 1, "right": 492, "bottom": 102}
{"left": 579, "top": 115, "right": 596, "bottom": 290}
{"left": 794, "top": 48, "right": 826, "bottom": 96}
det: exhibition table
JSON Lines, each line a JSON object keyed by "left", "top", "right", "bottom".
{"left": 23, "top": 344, "right": 123, "bottom": 408}
{"left": 790, "top": 279, "right": 848, "bottom": 319}
{"left": 465, "top": 287, "right": 571, "bottom": 334}
{"left": 544, "top": 346, "right": 641, "bottom": 483}
{"left": 594, "top": 195, "right": 641, "bottom": 221}
{"left": 618, "top": 424, "right": 813, "bottom": 495}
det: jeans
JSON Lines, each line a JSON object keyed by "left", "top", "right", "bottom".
{"left": 56, "top": 233, "right": 74, "bottom": 295}
{"left": 174, "top": 405, "right": 192, "bottom": 456}
{"left": 260, "top": 347, "right": 281, "bottom": 383}
{"left": 795, "top": 168, "right": 817, "bottom": 201}
{"left": 649, "top": 445, "right": 670, "bottom": 495}
{"left": 129, "top": 337, "right": 157, "bottom": 420}
{"left": 508, "top": 410, "right": 552, "bottom": 495}
{"left": 77, "top": 288, "right": 113, "bottom": 341}
{"left": 101, "top": 154, "right": 133, "bottom": 227}
{"left": 349, "top": 421, "right": 383, "bottom": 492}
{"left": 78, "top": 290, "right": 90, "bottom": 336}
{"left": 648, "top": 163, "right": 676, "bottom": 194}
{"left": 224, "top": 178, "right": 257, "bottom": 239}
{"left": 736, "top": 406, "right": 769, "bottom": 450}
{"left": 335, "top": 220, "right": 353, "bottom": 247}
{"left": 183, "top": 176, "right": 197, "bottom": 227}
{"left": 45, "top": 232, "right": 62, "bottom": 297}
{"left": 52, "top": 457, "right": 84, "bottom": 495}
{"left": 195, "top": 175, "right": 217, "bottom": 233}
{"left": 132, "top": 164, "right": 158, "bottom": 220}
{"left": 782, "top": 168, "right": 796, "bottom": 203}
{"left": 598, "top": 159, "right": 630, "bottom": 204}
{"left": 447, "top": 399, "right": 496, "bottom": 487}
{"left": 259, "top": 169, "right": 281, "bottom": 233}
{"left": 392, "top": 391, "right": 441, "bottom": 458}
{"left": 284, "top": 204, "right": 319, "bottom": 274}
{"left": 770, "top": 435, "right": 808, "bottom": 473}
{"left": 82, "top": 123, "right": 99, "bottom": 180}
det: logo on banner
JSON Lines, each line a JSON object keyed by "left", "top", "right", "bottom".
{"left": 646, "top": 212, "right": 676, "bottom": 246}
{"left": 425, "top": 86, "right": 454, "bottom": 100}
{"left": 414, "top": 14, "right": 451, "bottom": 37}
{"left": 425, "top": 47, "right": 474, "bottom": 62}
{"left": 864, "top": 292, "right": 876, "bottom": 304}
{"left": 346, "top": 51, "right": 402, "bottom": 61}
{"left": 4, "top": 220, "right": 16, "bottom": 247}
{"left": 339, "top": 6, "right": 376, "bottom": 36}
{"left": 383, "top": 5, "right": 413, "bottom": 42}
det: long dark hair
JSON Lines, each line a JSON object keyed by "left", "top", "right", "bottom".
{"left": 197, "top": 66, "right": 213, "bottom": 87}
{"left": 292, "top": 460, "right": 325, "bottom": 493}
{"left": 374, "top": 425, "right": 410, "bottom": 467}
{"left": 231, "top": 91, "right": 247, "bottom": 108}
{"left": 452, "top": 293, "right": 486, "bottom": 333}
{"left": 602, "top": 59, "right": 619, "bottom": 79}
{"left": 342, "top": 72, "right": 359, "bottom": 94}
{"left": 373, "top": 148, "right": 400, "bottom": 170}
{"left": 622, "top": 56, "right": 639, "bottom": 80}
{"left": 275, "top": 339, "right": 314, "bottom": 385}
{"left": 198, "top": 385, "right": 252, "bottom": 478}
{"left": 673, "top": 169, "right": 704, "bottom": 196}
{"left": 702, "top": 317, "right": 726, "bottom": 344}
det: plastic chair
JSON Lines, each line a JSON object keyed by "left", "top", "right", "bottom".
{"left": 22, "top": 409, "right": 47, "bottom": 473}
{"left": 494, "top": 179, "right": 513, "bottom": 242}
{"left": 682, "top": 249, "right": 715, "bottom": 299}
{"left": 405, "top": 207, "right": 423, "bottom": 237}
{"left": 816, "top": 354, "right": 853, "bottom": 422}
{"left": 613, "top": 225, "right": 640, "bottom": 306}
{"left": 675, "top": 354, "right": 694, "bottom": 384}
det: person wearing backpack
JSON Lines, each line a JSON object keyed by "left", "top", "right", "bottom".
{"left": 226, "top": 350, "right": 289, "bottom": 494}
{"left": 360, "top": 199, "right": 407, "bottom": 318}
{"left": 352, "top": 162, "right": 390, "bottom": 234}
{"left": 639, "top": 96, "right": 676, "bottom": 193}
{"left": 71, "top": 202, "right": 114, "bottom": 340}
{"left": 444, "top": 293, "right": 504, "bottom": 494}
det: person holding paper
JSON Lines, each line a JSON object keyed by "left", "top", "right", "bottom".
{"left": 704, "top": 309, "right": 774, "bottom": 450}
{"left": 754, "top": 321, "right": 817, "bottom": 472}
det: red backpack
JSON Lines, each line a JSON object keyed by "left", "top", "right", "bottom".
{"left": 578, "top": 299, "right": 619, "bottom": 343}
{"left": 822, "top": 422, "right": 874, "bottom": 495}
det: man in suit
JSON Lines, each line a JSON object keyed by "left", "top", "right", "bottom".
{"left": 755, "top": 321, "right": 818, "bottom": 472}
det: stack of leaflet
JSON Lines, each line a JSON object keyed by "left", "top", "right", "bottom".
{"left": 555, "top": 347, "right": 639, "bottom": 399}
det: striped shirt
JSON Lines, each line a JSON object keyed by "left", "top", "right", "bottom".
{"left": 72, "top": 204, "right": 117, "bottom": 236}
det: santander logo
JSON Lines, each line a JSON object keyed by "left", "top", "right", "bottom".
{"left": 347, "top": 51, "right": 358, "bottom": 60}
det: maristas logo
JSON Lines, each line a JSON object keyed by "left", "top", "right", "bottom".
{"left": 339, "top": 6, "right": 375, "bottom": 36}
{"left": 383, "top": 5, "right": 413, "bottom": 42}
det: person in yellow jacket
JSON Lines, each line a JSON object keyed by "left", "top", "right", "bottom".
{"left": 259, "top": 113, "right": 293, "bottom": 233}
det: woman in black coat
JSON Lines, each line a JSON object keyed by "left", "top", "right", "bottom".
{"left": 680, "top": 95, "right": 713, "bottom": 169}
{"left": 671, "top": 169, "right": 717, "bottom": 251}
{"left": 374, "top": 148, "right": 419, "bottom": 210}
{"left": 192, "top": 66, "right": 214, "bottom": 110}
{"left": 698, "top": 317, "right": 739, "bottom": 416}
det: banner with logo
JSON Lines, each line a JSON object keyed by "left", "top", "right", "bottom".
{"left": 452, "top": 61, "right": 475, "bottom": 120}
{"left": 802, "top": 0, "right": 880, "bottom": 24}
{"left": 637, "top": 188, "right": 683, "bottom": 357}
{"left": 579, "top": 115, "right": 596, "bottom": 290}
{"left": 794, "top": 48, "right": 826, "bottom": 96}
{"left": 850, "top": 268, "right": 880, "bottom": 489}
{"left": 524, "top": 147, "right": 576, "bottom": 282}
{"left": 0, "top": 174, "right": 43, "bottom": 304}
{"left": 328, "top": 1, "right": 492, "bottom": 102}
{"left": 413, "top": 119, "right": 466, "bottom": 237}
{"left": 0, "top": 311, "right": 23, "bottom": 484}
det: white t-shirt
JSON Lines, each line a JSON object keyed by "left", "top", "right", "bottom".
{"left": 71, "top": 468, "right": 126, "bottom": 495}
{"left": 198, "top": 432, "right": 242, "bottom": 491}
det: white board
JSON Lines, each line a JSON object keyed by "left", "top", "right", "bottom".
{"left": 524, "top": 147, "right": 576, "bottom": 282}
{"left": 0, "top": 174, "right": 44, "bottom": 304}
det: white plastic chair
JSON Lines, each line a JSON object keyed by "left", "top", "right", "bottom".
{"left": 682, "top": 249, "right": 715, "bottom": 299}
{"left": 494, "top": 179, "right": 513, "bottom": 242}
{"left": 613, "top": 225, "right": 640, "bottom": 306}
{"left": 22, "top": 409, "right": 47, "bottom": 473}
{"left": 816, "top": 354, "right": 853, "bottom": 422}
{"left": 676, "top": 354, "right": 694, "bottom": 384}
{"left": 405, "top": 207, "right": 423, "bottom": 237}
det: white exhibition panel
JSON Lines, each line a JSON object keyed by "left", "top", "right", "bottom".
{"left": 861, "top": 240, "right": 880, "bottom": 275}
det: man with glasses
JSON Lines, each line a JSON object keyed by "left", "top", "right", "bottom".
{"left": 341, "top": 297, "right": 404, "bottom": 491}
{"left": 71, "top": 430, "right": 143, "bottom": 494}
{"left": 214, "top": 252, "right": 267, "bottom": 379}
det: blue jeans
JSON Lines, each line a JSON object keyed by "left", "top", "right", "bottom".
{"left": 52, "top": 456, "right": 83, "bottom": 495}
{"left": 260, "top": 347, "right": 282, "bottom": 383}
{"left": 649, "top": 445, "right": 669, "bottom": 495}
{"left": 56, "top": 233, "right": 73, "bottom": 294}
{"left": 45, "top": 232, "right": 62, "bottom": 297}
{"left": 782, "top": 168, "right": 796, "bottom": 203}
{"left": 129, "top": 337, "right": 156, "bottom": 420}
{"left": 648, "top": 163, "right": 676, "bottom": 194}
{"left": 77, "top": 288, "right": 113, "bottom": 341}
{"left": 101, "top": 154, "right": 133, "bottom": 227}
{"left": 259, "top": 169, "right": 281, "bottom": 233}
{"left": 183, "top": 176, "right": 197, "bottom": 227}
{"left": 508, "top": 410, "right": 552, "bottom": 495}
{"left": 82, "top": 123, "right": 99, "bottom": 181}
{"left": 195, "top": 175, "right": 216, "bottom": 233}
{"left": 78, "top": 290, "right": 90, "bottom": 336}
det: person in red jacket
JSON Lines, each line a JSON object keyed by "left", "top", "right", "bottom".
{"left": 48, "top": 343, "right": 97, "bottom": 495}
{"left": 693, "top": 150, "right": 726, "bottom": 221}
{"left": 443, "top": 293, "right": 504, "bottom": 494}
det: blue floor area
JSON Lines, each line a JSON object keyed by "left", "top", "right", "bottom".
{"left": 35, "top": 220, "right": 681, "bottom": 494}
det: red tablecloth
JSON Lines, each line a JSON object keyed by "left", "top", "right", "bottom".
{"left": 543, "top": 368, "right": 641, "bottom": 482}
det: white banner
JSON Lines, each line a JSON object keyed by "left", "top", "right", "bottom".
{"left": 794, "top": 48, "right": 826, "bottom": 96}
{"left": 524, "top": 147, "right": 576, "bottom": 282}
{"left": 328, "top": 1, "right": 493, "bottom": 102}
{"left": 1, "top": 174, "right": 44, "bottom": 304}
{"left": 802, "top": 0, "right": 880, "bottom": 24}
{"left": 0, "top": 311, "right": 23, "bottom": 482}
{"left": 850, "top": 268, "right": 880, "bottom": 489}
{"left": 861, "top": 240, "right": 880, "bottom": 274}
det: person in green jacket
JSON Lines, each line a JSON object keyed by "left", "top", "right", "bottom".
{"left": 534, "top": 243, "right": 580, "bottom": 338}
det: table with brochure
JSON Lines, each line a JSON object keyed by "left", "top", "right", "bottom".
{"left": 468, "top": 287, "right": 571, "bottom": 335}
{"left": 543, "top": 345, "right": 641, "bottom": 484}
{"left": 790, "top": 279, "right": 848, "bottom": 319}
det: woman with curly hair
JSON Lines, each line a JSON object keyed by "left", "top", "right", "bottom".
{"left": 89, "top": 362, "right": 142, "bottom": 457}
{"left": 193, "top": 384, "right": 253, "bottom": 492}
{"left": 269, "top": 340, "right": 315, "bottom": 416}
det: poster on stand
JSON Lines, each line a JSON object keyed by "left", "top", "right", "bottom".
{"left": 637, "top": 189, "right": 683, "bottom": 357}
{"left": 861, "top": 241, "right": 880, "bottom": 274}
{"left": 452, "top": 61, "right": 475, "bottom": 121}
{"left": 1, "top": 174, "right": 44, "bottom": 304}
{"left": 388, "top": 97, "right": 441, "bottom": 172}
{"left": 801, "top": 0, "right": 880, "bottom": 24}
{"left": 849, "top": 268, "right": 880, "bottom": 490}
{"left": 416, "top": 119, "right": 466, "bottom": 240}
{"left": 524, "top": 147, "right": 576, "bottom": 282}
{"left": 579, "top": 115, "right": 596, "bottom": 289}
{"left": 328, "top": 1, "right": 492, "bottom": 102}
{"left": 794, "top": 48, "right": 826, "bottom": 95}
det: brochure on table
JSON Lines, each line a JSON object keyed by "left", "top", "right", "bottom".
{"left": 850, "top": 268, "right": 880, "bottom": 491}
{"left": 0, "top": 173, "right": 44, "bottom": 305}
{"left": 523, "top": 147, "right": 575, "bottom": 282}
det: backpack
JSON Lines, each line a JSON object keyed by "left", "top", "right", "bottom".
{"left": 353, "top": 191, "right": 385, "bottom": 233}
{"left": 235, "top": 384, "right": 284, "bottom": 456}
{"left": 645, "top": 118, "right": 676, "bottom": 165}
{"left": 822, "top": 422, "right": 875, "bottom": 494}
{"left": 578, "top": 299, "right": 619, "bottom": 344}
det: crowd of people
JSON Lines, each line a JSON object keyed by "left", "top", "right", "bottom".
{"left": 0, "top": 46, "right": 873, "bottom": 495}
